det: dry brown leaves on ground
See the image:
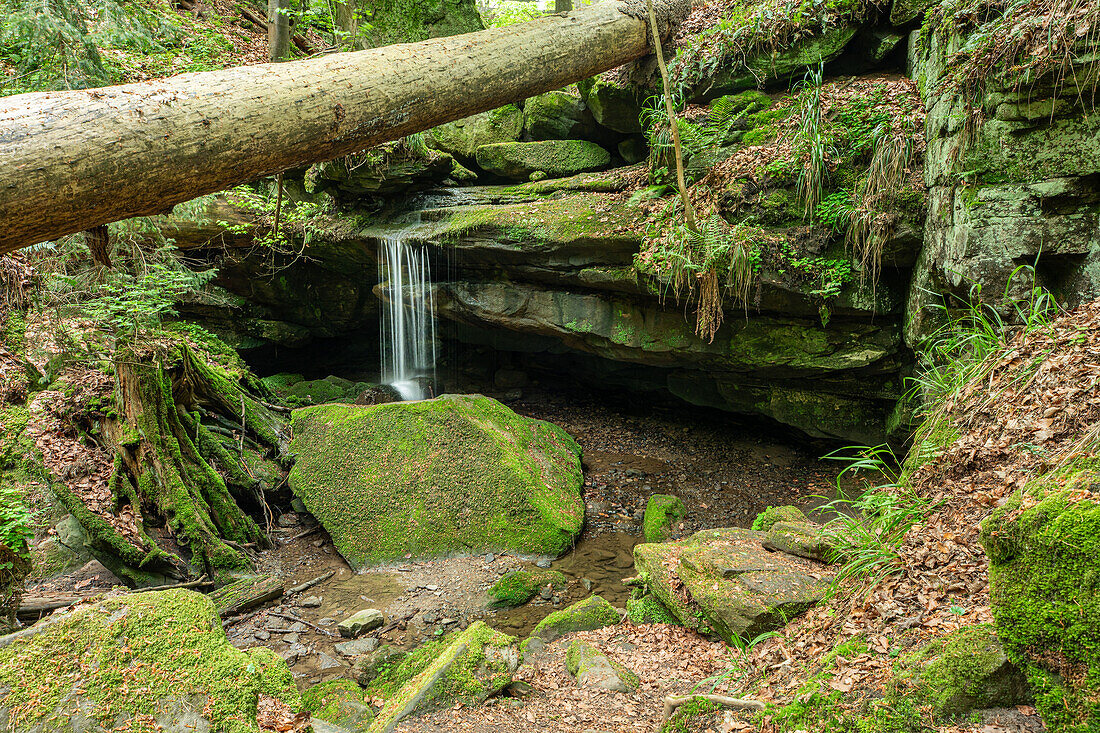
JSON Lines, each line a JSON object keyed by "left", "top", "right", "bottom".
{"left": 257, "top": 694, "right": 311, "bottom": 733}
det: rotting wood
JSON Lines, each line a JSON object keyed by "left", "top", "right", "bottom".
{"left": 286, "top": 569, "right": 334, "bottom": 594}
{"left": 0, "top": 0, "right": 690, "bottom": 253}
{"left": 208, "top": 575, "right": 285, "bottom": 617}
{"left": 660, "top": 694, "right": 765, "bottom": 728}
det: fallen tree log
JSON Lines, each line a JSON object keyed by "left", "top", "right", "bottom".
{"left": 0, "top": 0, "right": 690, "bottom": 254}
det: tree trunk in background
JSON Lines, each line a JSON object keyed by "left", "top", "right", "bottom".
{"left": 267, "top": 0, "right": 292, "bottom": 61}
{"left": 555, "top": 0, "right": 573, "bottom": 12}
{"left": 85, "top": 225, "right": 112, "bottom": 268}
{"left": 0, "top": 0, "right": 690, "bottom": 254}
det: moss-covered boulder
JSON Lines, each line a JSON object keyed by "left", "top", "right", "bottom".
{"left": 523, "top": 90, "right": 589, "bottom": 140}
{"left": 764, "top": 521, "right": 837, "bottom": 563}
{"left": 302, "top": 679, "right": 374, "bottom": 731}
{"left": 351, "top": 645, "right": 407, "bottom": 686}
{"left": 584, "top": 77, "right": 643, "bottom": 133}
{"left": 532, "top": 594, "right": 621, "bottom": 641}
{"left": 634, "top": 527, "right": 829, "bottom": 643}
{"left": 752, "top": 505, "right": 808, "bottom": 531}
{"left": 363, "top": 622, "right": 518, "bottom": 733}
{"left": 898, "top": 624, "right": 1032, "bottom": 718}
{"left": 288, "top": 395, "right": 585, "bottom": 568}
{"left": 564, "top": 640, "right": 639, "bottom": 692}
{"left": 643, "top": 494, "right": 687, "bottom": 543}
{"left": 0, "top": 589, "right": 300, "bottom": 733}
{"left": 982, "top": 487, "right": 1100, "bottom": 731}
{"left": 488, "top": 569, "right": 567, "bottom": 608}
{"left": 426, "top": 105, "right": 524, "bottom": 165}
{"left": 475, "top": 140, "right": 611, "bottom": 180}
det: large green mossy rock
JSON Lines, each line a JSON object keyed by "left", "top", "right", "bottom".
{"left": 426, "top": 105, "right": 524, "bottom": 165}
{"left": 288, "top": 395, "right": 585, "bottom": 568}
{"left": 524, "top": 91, "right": 589, "bottom": 140}
{"left": 584, "top": 77, "right": 643, "bottom": 133}
{"left": 364, "top": 621, "right": 518, "bottom": 733}
{"left": 565, "top": 640, "right": 639, "bottom": 692}
{"left": 898, "top": 624, "right": 1031, "bottom": 718}
{"left": 982, "top": 488, "right": 1100, "bottom": 732}
{"left": 0, "top": 589, "right": 300, "bottom": 733}
{"left": 475, "top": 140, "right": 611, "bottom": 180}
{"left": 634, "top": 527, "right": 829, "bottom": 643}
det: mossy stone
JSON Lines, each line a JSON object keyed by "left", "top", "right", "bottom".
{"left": 288, "top": 395, "right": 585, "bottom": 568}
{"left": 564, "top": 640, "right": 639, "bottom": 692}
{"left": 366, "top": 621, "right": 518, "bottom": 733}
{"left": 532, "top": 594, "right": 621, "bottom": 641}
{"left": 643, "top": 494, "right": 687, "bottom": 543}
{"left": 634, "top": 527, "right": 828, "bottom": 643}
{"left": 626, "top": 592, "right": 681, "bottom": 625}
{"left": 301, "top": 679, "right": 373, "bottom": 731}
{"left": 981, "top": 486, "right": 1100, "bottom": 732}
{"left": 426, "top": 105, "right": 524, "bottom": 165}
{"left": 0, "top": 589, "right": 300, "bottom": 733}
{"left": 523, "top": 91, "right": 588, "bottom": 140}
{"left": 763, "top": 520, "right": 838, "bottom": 563}
{"left": 475, "top": 140, "right": 611, "bottom": 181}
{"left": 584, "top": 77, "right": 643, "bottom": 133}
{"left": 488, "top": 569, "right": 568, "bottom": 608}
{"left": 752, "top": 505, "right": 808, "bottom": 531}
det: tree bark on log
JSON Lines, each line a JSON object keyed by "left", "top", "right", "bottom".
{"left": 0, "top": 0, "right": 689, "bottom": 254}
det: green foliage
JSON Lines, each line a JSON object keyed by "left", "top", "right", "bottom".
{"left": 51, "top": 256, "right": 215, "bottom": 342}
{"left": 0, "top": 483, "right": 34, "bottom": 557}
{"left": 814, "top": 191, "right": 855, "bottom": 231}
{"left": 480, "top": 0, "right": 543, "bottom": 27}
{"left": 792, "top": 64, "right": 830, "bottom": 220}
{"left": 752, "top": 504, "right": 807, "bottom": 531}
{"left": 818, "top": 445, "right": 940, "bottom": 589}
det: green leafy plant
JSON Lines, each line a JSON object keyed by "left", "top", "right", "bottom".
{"left": 0, "top": 484, "right": 33, "bottom": 556}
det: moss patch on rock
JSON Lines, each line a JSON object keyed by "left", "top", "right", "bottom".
{"left": 289, "top": 395, "right": 585, "bottom": 568}
{"left": 366, "top": 621, "right": 518, "bottom": 733}
{"left": 626, "top": 592, "right": 682, "bottom": 625}
{"left": 643, "top": 494, "right": 687, "bottom": 543}
{"left": 0, "top": 589, "right": 300, "bottom": 733}
{"left": 752, "top": 505, "right": 808, "bottom": 531}
{"left": 487, "top": 569, "right": 567, "bottom": 608}
{"left": 982, "top": 478, "right": 1100, "bottom": 732}
{"left": 475, "top": 140, "right": 611, "bottom": 181}
{"left": 634, "top": 527, "right": 829, "bottom": 643}
{"left": 301, "top": 679, "right": 373, "bottom": 731}
{"left": 532, "top": 594, "right": 621, "bottom": 641}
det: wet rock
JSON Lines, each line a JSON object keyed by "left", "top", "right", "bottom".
{"left": 643, "top": 494, "right": 687, "bottom": 543}
{"left": 338, "top": 609, "right": 384, "bottom": 638}
{"left": 351, "top": 645, "right": 407, "bottom": 686}
{"left": 334, "top": 637, "right": 380, "bottom": 657}
{"left": 283, "top": 632, "right": 301, "bottom": 645}
{"left": 255, "top": 630, "right": 271, "bottom": 641}
{"left": 316, "top": 652, "right": 342, "bottom": 671}
{"left": 278, "top": 512, "right": 301, "bottom": 528}
{"left": 532, "top": 594, "right": 621, "bottom": 642}
{"left": 485, "top": 553, "right": 496, "bottom": 564}
{"left": 536, "top": 559, "right": 552, "bottom": 569}
{"left": 289, "top": 396, "right": 585, "bottom": 568}
{"left": 565, "top": 640, "right": 639, "bottom": 692}
{"left": 300, "top": 595, "right": 323, "bottom": 608}
{"left": 634, "top": 527, "right": 830, "bottom": 643}
{"left": 364, "top": 622, "right": 519, "bottom": 732}
{"left": 539, "top": 586, "right": 554, "bottom": 601}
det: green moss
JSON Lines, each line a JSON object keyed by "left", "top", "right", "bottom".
{"left": 643, "top": 494, "right": 687, "bottom": 543}
{"left": 981, "top": 468, "right": 1100, "bottom": 733}
{"left": 475, "top": 140, "right": 611, "bottom": 180}
{"left": 289, "top": 395, "right": 585, "bottom": 568}
{"left": 532, "top": 594, "right": 621, "bottom": 641}
{"left": 487, "top": 569, "right": 567, "bottom": 608}
{"left": 368, "top": 622, "right": 516, "bottom": 732}
{"left": 752, "top": 505, "right": 808, "bottom": 531}
{"left": 626, "top": 592, "right": 681, "bottom": 625}
{"left": 564, "top": 640, "right": 640, "bottom": 690}
{"left": 660, "top": 696, "right": 722, "bottom": 733}
{"left": 301, "top": 679, "right": 371, "bottom": 729}
{"left": 0, "top": 589, "right": 299, "bottom": 733}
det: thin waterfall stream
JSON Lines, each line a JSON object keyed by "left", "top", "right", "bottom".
{"left": 378, "top": 233, "right": 437, "bottom": 401}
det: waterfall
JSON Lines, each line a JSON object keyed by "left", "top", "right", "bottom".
{"left": 378, "top": 235, "right": 437, "bottom": 401}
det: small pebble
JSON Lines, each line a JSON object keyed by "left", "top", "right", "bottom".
{"left": 300, "top": 596, "right": 323, "bottom": 608}
{"left": 311, "top": 540, "right": 324, "bottom": 548}
{"left": 485, "top": 553, "right": 496, "bottom": 563}
{"left": 255, "top": 630, "right": 271, "bottom": 641}
{"left": 536, "top": 559, "right": 552, "bottom": 569}
{"left": 283, "top": 632, "right": 301, "bottom": 644}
